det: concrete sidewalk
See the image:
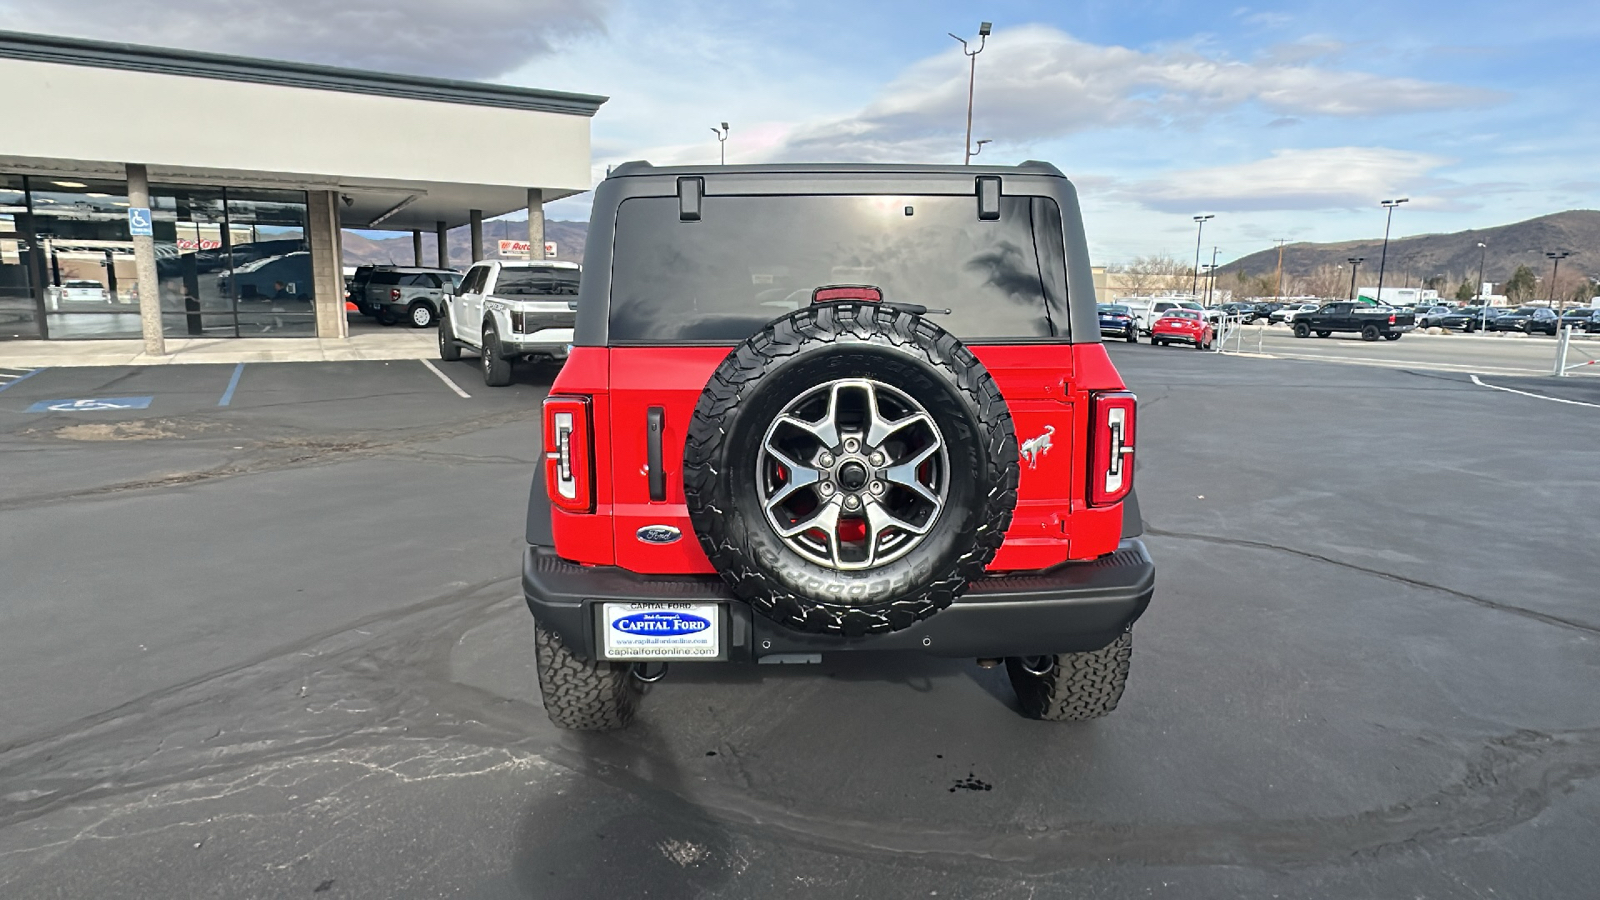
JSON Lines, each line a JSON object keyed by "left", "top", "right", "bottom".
{"left": 0, "top": 330, "right": 436, "bottom": 368}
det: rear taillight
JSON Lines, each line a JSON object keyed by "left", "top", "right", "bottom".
{"left": 1389, "top": 314, "right": 1396, "bottom": 324}
{"left": 543, "top": 396, "right": 593, "bottom": 512}
{"left": 1089, "top": 391, "right": 1136, "bottom": 507}
{"left": 390, "top": 288, "right": 401, "bottom": 301}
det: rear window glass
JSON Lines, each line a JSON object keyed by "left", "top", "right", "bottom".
{"left": 1164, "top": 310, "right": 1201, "bottom": 320}
{"left": 607, "top": 194, "right": 1064, "bottom": 342}
{"left": 496, "top": 268, "right": 580, "bottom": 296}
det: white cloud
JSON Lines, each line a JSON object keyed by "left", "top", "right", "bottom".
{"left": 0, "top": 0, "right": 610, "bottom": 79}
{"left": 773, "top": 25, "right": 1497, "bottom": 161}
{"left": 1114, "top": 147, "right": 1453, "bottom": 213}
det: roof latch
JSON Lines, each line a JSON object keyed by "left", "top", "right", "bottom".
{"left": 976, "top": 176, "right": 1001, "bottom": 220}
{"left": 677, "top": 177, "right": 703, "bottom": 221}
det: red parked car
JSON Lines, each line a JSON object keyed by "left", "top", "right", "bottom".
{"left": 1150, "top": 309, "right": 1214, "bottom": 349}
{"left": 524, "top": 161, "right": 1155, "bottom": 730}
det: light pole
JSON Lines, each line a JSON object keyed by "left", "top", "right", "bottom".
{"left": 1347, "top": 257, "right": 1364, "bottom": 301}
{"left": 969, "top": 138, "right": 992, "bottom": 159}
{"left": 1372, "top": 198, "right": 1407, "bottom": 306}
{"left": 1206, "top": 246, "right": 1219, "bottom": 305}
{"left": 710, "top": 122, "right": 729, "bottom": 165}
{"left": 1546, "top": 250, "right": 1571, "bottom": 310}
{"left": 1191, "top": 214, "right": 1214, "bottom": 296}
{"left": 949, "top": 22, "right": 992, "bottom": 165}
{"left": 1476, "top": 241, "right": 1489, "bottom": 331}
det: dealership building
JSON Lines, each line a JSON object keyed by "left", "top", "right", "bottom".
{"left": 0, "top": 30, "right": 604, "bottom": 351}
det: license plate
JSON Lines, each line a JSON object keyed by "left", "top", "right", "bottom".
{"left": 599, "top": 602, "right": 724, "bottom": 660}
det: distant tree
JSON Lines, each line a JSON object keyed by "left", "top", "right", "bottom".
{"left": 1120, "top": 253, "right": 1192, "bottom": 295}
{"left": 1423, "top": 273, "right": 1450, "bottom": 292}
{"left": 1455, "top": 279, "right": 1476, "bottom": 302}
{"left": 1503, "top": 265, "right": 1538, "bottom": 302}
{"left": 1302, "top": 264, "right": 1348, "bottom": 299}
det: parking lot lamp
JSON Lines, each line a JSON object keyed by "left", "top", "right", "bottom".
{"left": 949, "top": 23, "right": 992, "bottom": 165}
{"left": 1191, "top": 214, "right": 1214, "bottom": 295}
{"left": 710, "top": 122, "right": 729, "bottom": 165}
{"left": 1546, "top": 251, "right": 1571, "bottom": 310}
{"left": 1373, "top": 198, "right": 1408, "bottom": 305}
{"left": 1206, "top": 246, "right": 1219, "bottom": 305}
{"left": 1476, "top": 242, "right": 1489, "bottom": 330}
{"left": 1347, "top": 257, "right": 1364, "bottom": 300}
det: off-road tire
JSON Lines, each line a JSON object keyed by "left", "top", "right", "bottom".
{"left": 482, "top": 325, "right": 514, "bottom": 387}
{"left": 533, "top": 618, "right": 640, "bottom": 731}
{"left": 1293, "top": 322, "right": 1311, "bottom": 338}
{"left": 1361, "top": 325, "right": 1380, "bottom": 341}
{"left": 437, "top": 308, "right": 461, "bottom": 361}
{"left": 1007, "top": 632, "right": 1132, "bottom": 722}
{"left": 683, "top": 301, "right": 1019, "bottom": 636}
{"left": 1316, "top": 330, "right": 1332, "bottom": 338}
{"left": 1383, "top": 332, "right": 1402, "bottom": 341}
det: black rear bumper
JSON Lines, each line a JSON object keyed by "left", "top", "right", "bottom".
{"left": 522, "top": 539, "right": 1155, "bottom": 661}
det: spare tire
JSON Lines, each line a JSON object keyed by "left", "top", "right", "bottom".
{"left": 683, "top": 302, "right": 1019, "bottom": 636}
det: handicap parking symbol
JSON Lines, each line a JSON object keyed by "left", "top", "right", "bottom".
{"left": 127, "top": 207, "right": 153, "bottom": 237}
{"left": 28, "top": 397, "right": 154, "bottom": 412}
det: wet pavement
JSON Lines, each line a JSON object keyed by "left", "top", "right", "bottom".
{"left": 1, "top": 346, "right": 1597, "bottom": 898}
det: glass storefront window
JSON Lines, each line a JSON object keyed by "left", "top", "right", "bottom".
{"left": 27, "top": 177, "right": 140, "bottom": 340}
{"left": 152, "top": 186, "right": 311, "bottom": 338}
{"left": 0, "top": 175, "right": 40, "bottom": 339}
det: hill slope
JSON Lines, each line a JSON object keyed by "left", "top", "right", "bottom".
{"left": 1220, "top": 210, "right": 1600, "bottom": 289}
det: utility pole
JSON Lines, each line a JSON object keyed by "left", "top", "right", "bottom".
{"left": 948, "top": 22, "right": 992, "bottom": 165}
{"left": 1274, "top": 238, "right": 1288, "bottom": 300}
{"left": 1191, "top": 214, "right": 1214, "bottom": 296}
{"left": 710, "top": 122, "right": 729, "bottom": 165}
{"left": 1373, "top": 198, "right": 1408, "bottom": 306}
{"left": 1347, "top": 257, "right": 1364, "bottom": 301}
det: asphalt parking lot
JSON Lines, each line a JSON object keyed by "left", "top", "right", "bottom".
{"left": 2, "top": 342, "right": 1598, "bottom": 898}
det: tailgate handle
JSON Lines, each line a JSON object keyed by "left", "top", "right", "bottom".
{"left": 646, "top": 406, "right": 666, "bottom": 501}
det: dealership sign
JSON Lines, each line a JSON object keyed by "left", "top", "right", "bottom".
{"left": 176, "top": 238, "right": 222, "bottom": 251}
{"left": 497, "top": 239, "right": 558, "bottom": 258}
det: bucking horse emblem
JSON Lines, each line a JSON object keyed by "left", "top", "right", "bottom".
{"left": 1019, "top": 425, "right": 1054, "bottom": 469}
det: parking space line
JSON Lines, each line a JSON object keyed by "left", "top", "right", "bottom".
{"left": 0, "top": 367, "right": 45, "bottom": 394}
{"left": 1469, "top": 374, "right": 1600, "bottom": 409}
{"left": 420, "top": 359, "right": 472, "bottom": 399}
{"left": 218, "top": 363, "right": 245, "bottom": 407}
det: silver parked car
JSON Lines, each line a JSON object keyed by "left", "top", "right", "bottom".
{"left": 356, "top": 266, "right": 463, "bottom": 328}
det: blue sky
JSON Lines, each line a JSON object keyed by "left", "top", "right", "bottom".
{"left": 8, "top": 0, "right": 1596, "bottom": 267}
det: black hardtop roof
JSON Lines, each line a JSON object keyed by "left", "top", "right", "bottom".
{"left": 606, "top": 160, "right": 1066, "bottom": 179}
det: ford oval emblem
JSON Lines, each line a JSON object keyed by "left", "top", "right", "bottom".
{"left": 611, "top": 611, "right": 710, "bottom": 636}
{"left": 636, "top": 525, "right": 682, "bottom": 545}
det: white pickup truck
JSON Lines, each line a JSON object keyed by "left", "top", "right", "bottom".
{"left": 437, "top": 260, "right": 580, "bottom": 386}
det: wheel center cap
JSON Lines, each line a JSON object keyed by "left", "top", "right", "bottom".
{"left": 837, "top": 461, "right": 868, "bottom": 491}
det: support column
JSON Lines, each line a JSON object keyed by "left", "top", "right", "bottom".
{"left": 435, "top": 221, "right": 449, "bottom": 269}
{"left": 527, "top": 188, "right": 546, "bottom": 260}
{"left": 412, "top": 231, "right": 424, "bottom": 266}
{"left": 306, "top": 190, "right": 348, "bottom": 339}
{"left": 469, "top": 209, "right": 484, "bottom": 262}
{"left": 126, "top": 164, "right": 163, "bottom": 355}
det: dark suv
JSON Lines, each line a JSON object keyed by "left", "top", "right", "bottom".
{"left": 524, "top": 161, "right": 1155, "bottom": 730}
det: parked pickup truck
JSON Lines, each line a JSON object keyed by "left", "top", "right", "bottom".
{"left": 438, "top": 260, "right": 581, "bottom": 386}
{"left": 1292, "top": 302, "right": 1415, "bottom": 341}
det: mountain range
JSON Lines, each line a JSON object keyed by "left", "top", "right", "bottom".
{"left": 341, "top": 220, "right": 589, "bottom": 268}
{"left": 1220, "top": 211, "right": 1600, "bottom": 289}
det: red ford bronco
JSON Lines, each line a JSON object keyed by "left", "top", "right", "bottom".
{"left": 524, "top": 161, "right": 1154, "bottom": 730}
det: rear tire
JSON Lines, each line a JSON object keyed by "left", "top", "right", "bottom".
{"left": 1384, "top": 332, "right": 1402, "bottom": 341}
{"left": 437, "top": 308, "right": 461, "bottom": 361}
{"left": 1293, "top": 323, "right": 1311, "bottom": 338}
{"left": 376, "top": 307, "right": 398, "bottom": 326}
{"left": 1008, "top": 632, "right": 1132, "bottom": 722}
{"left": 1316, "top": 330, "right": 1332, "bottom": 338}
{"left": 1125, "top": 330, "right": 1137, "bottom": 343}
{"left": 533, "top": 619, "right": 640, "bottom": 731}
{"left": 481, "top": 326, "right": 515, "bottom": 387}
{"left": 407, "top": 301, "right": 435, "bottom": 328}
{"left": 1361, "top": 325, "right": 1380, "bottom": 341}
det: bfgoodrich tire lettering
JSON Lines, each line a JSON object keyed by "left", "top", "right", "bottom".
{"left": 1007, "top": 632, "right": 1132, "bottom": 721}
{"left": 533, "top": 618, "right": 640, "bottom": 730}
{"left": 683, "top": 302, "right": 1019, "bottom": 636}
